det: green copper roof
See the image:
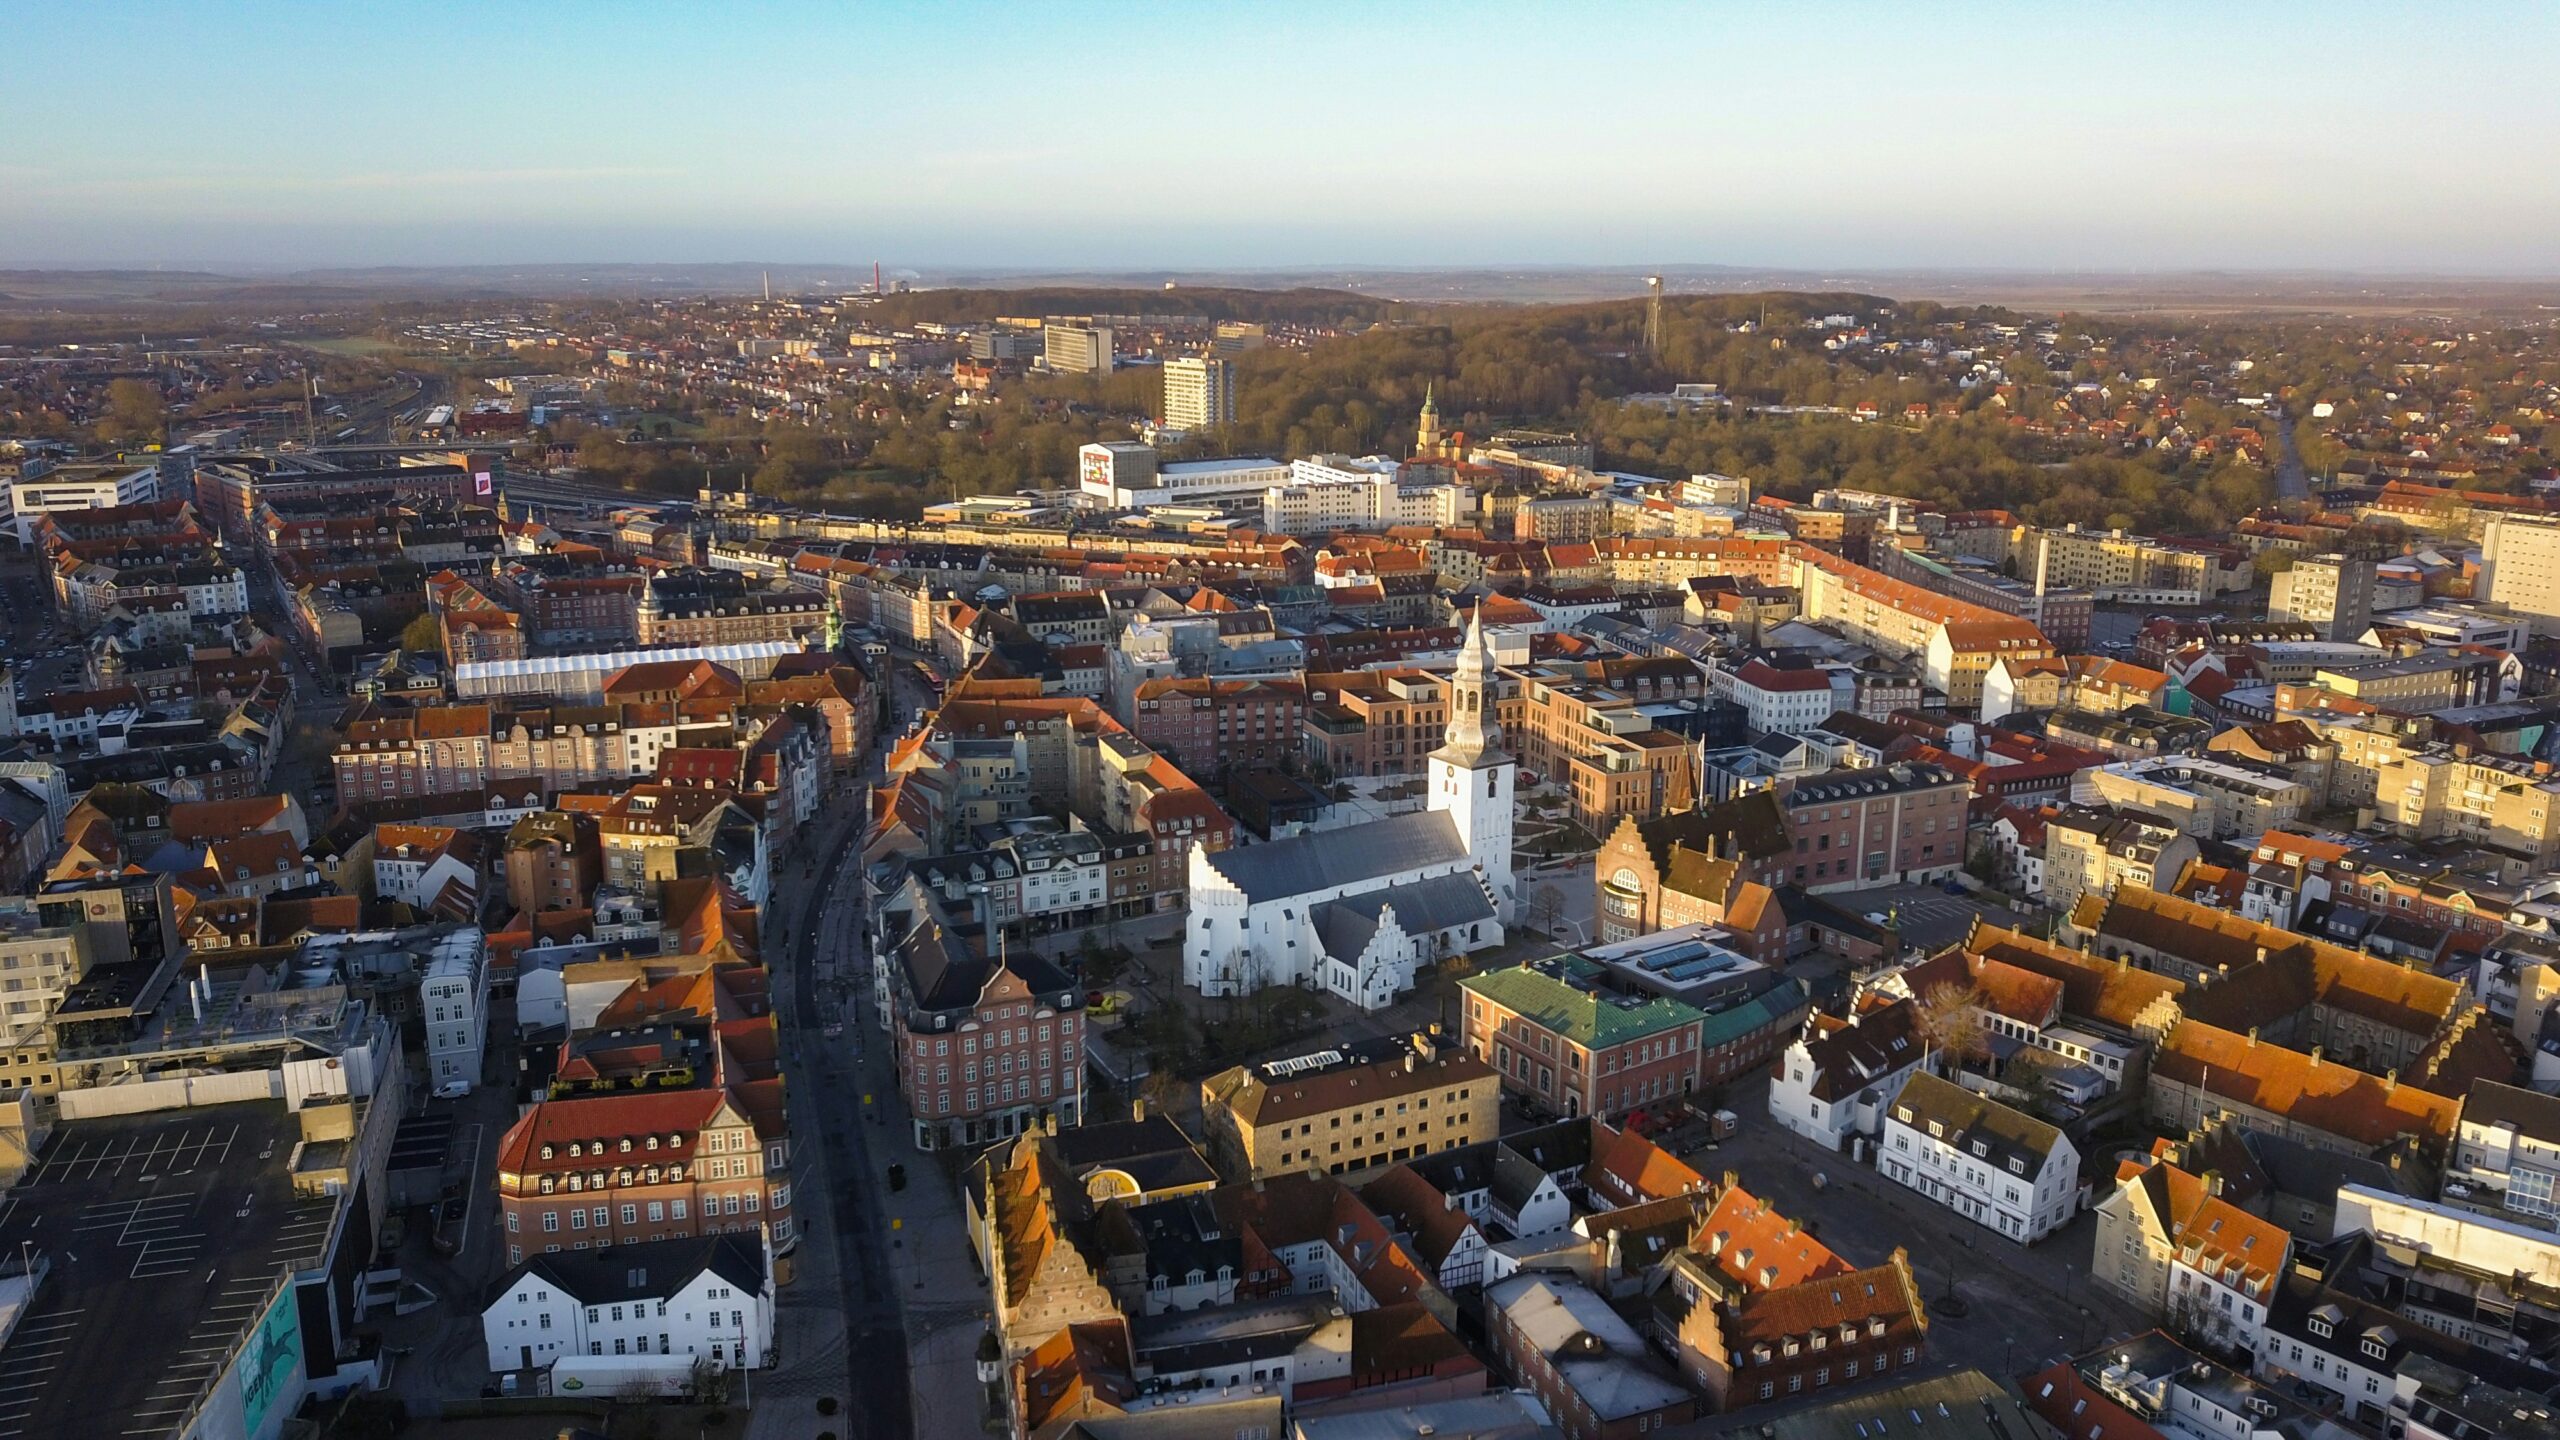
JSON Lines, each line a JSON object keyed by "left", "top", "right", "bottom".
{"left": 1461, "top": 956, "right": 1702, "bottom": 1048}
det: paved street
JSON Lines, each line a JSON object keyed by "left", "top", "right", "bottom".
{"left": 1677, "top": 1073, "right": 2147, "bottom": 1386}
{"left": 754, "top": 675, "right": 992, "bottom": 1440}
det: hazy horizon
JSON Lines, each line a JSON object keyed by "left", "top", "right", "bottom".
{"left": 7, "top": 2, "right": 2558, "bottom": 274}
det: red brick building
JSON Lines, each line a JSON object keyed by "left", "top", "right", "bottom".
{"left": 1128, "top": 677, "right": 1306, "bottom": 778}
{"left": 494, "top": 1088, "right": 792, "bottom": 1267}
{"left": 877, "top": 915, "right": 1088, "bottom": 1151}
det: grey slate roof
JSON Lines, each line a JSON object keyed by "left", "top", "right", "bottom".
{"left": 1888, "top": 1071, "right": 2064, "bottom": 1172}
{"left": 2457, "top": 1079, "right": 2560, "bottom": 1146}
{"left": 501, "top": 1233, "right": 763, "bottom": 1309}
{"left": 1312, "top": 872, "right": 1496, "bottom": 962}
{"left": 1313, "top": 903, "right": 1383, "bottom": 964}
{"left": 1203, "top": 809, "right": 1467, "bottom": 903}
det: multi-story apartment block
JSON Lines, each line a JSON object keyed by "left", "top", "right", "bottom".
{"left": 1302, "top": 668, "right": 1454, "bottom": 778}
{"left": 2032, "top": 524, "right": 2247, "bottom": 606}
{"left": 874, "top": 912, "right": 1086, "bottom": 1151}
{"left": 1508, "top": 657, "right": 1708, "bottom": 835}
{"left": 1879, "top": 1072, "right": 2080, "bottom": 1244}
{"left": 2075, "top": 756, "right": 2313, "bottom": 841}
{"left": 1774, "top": 762, "right": 1971, "bottom": 893}
{"left": 1127, "top": 677, "right": 1305, "bottom": 778}
{"left": 2368, "top": 742, "right": 2560, "bottom": 864}
{"left": 1042, "top": 323, "right": 1113, "bottom": 377}
{"left": 2269, "top": 552, "right": 2377, "bottom": 642}
{"left": 1161, "top": 354, "right": 1234, "bottom": 431}
{"left": 1514, "top": 493, "right": 1609, "bottom": 542}
{"left": 2040, "top": 805, "right": 2200, "bottom": 914}
{"left": 332, "top": 702, "right": 682, "bottom": 805}
{"left": 2480, "top": 512, "right": 2560, "bottom": 634}
{"left": 637, "top": 570, "right": 825, "bottom": 647}
{"left": 494, "top": 1088, "right": 793, "bottom": 1267}
{"left": 1792, "top": 550, "right": 2056, "bottom": 706}
{"left": 422, "top": 928, "right": 488, "bottom": 1094}
{"left": 2445, "top": 1081, "right": 2560, "bottom": 1228}
{"left": 0, "top": 906, "right": 92, "bottom": 1085}
{"left": 1200, "top": 1036, "right": 1498, "bottom": 1181}
{"left": 1873, "top": 538, "right": 2095, "bottom": 649}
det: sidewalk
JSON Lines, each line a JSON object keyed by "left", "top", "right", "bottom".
{"left": 846, "top": 956, "right": 993, "bottom": 1440}
{"left": 750, "top": 780, "right": 994, "bottom": 1440}
{"left": 748, "top": 800, "right": 863, "bottom": 1440}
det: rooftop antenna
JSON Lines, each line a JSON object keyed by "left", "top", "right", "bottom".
{"left": 1644, "top": 276, "right": 1665, "bottom": 358}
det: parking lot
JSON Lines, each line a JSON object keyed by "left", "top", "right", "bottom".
{"left": 1851, "top": 883, "right": 2045, "bottom": 953}
{"left": 0, "top": 1106, "right": 339, "bottom": 1440}
{"left": 1676, "top": 1073, "right": 2147, "bottom": 1384}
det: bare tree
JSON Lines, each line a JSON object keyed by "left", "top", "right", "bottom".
{"left": 1528, "top": 885, "right": 1567, "bottom": 936}
{"left": 1912, "top": 980, "right": 1990, "bottom": 1067}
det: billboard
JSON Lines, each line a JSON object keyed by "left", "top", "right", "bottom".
{"left": 474, "top": 470, "right": 495, "bottom": 497}
{"left": 238, "top": 1285, "right": 302, "bottom": 1437}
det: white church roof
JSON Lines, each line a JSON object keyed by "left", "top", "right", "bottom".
{"left": 1204, "top": 810, "right": 1468, "bottom": 904}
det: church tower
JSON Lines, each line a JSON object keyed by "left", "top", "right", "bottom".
{"left": 1429, "top": 609, "right": 1516, "bottom": 920}
{"left": 1416, "top": 382, "right": 1443, "bottom": 459}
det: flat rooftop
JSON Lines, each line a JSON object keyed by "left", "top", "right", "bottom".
{"left": 0, "top": 1101, "right": 343, "bottom": 1440}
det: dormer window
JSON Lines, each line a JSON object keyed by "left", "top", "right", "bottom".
{"left": 2308, "top": 1317, "right": 2332, "bottom": 1339}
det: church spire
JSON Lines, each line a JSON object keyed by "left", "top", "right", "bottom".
{"left": 1417, "top": 382, "right": 1443, "bottom": 458}
{"left": 1435, "top": 607, "right": 1501, "bottom": 766}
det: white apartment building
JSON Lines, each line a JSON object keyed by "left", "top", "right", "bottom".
{"left": 1261, "top": 455, "right": 1470, "bottom": 535}
{"left": 7, "top": 464, "right": 157, "bottom": 544}
{"left": 1163, "top": 355, "right": 1236, "bottom": 432}
{"left": 2446, "top": 1080, "right": 2560, "bottom": 1227}
{"left": 422, "top": 928, "right": 488, "bottom": 1093}
{"left": 1042, "top": 323, "right": 1113, "bottom": 377}
{"left": 1879, "top": 1072, "right": 2080, "bottom": 1244}
{"left": 2481, "top": 513, "right": 2560, "bottom": 634}
{"left": 2073, "top": 756, "right": 2312, "bottom": 841}
{"left": 1724, "top": 659, "right": 1844, "bottom": 736}
{"left": 480, "top": 1232, "right": 774, "bottom": 1375}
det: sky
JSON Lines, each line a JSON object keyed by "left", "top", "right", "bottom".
{"left": 5, "top": 0, "right": 2558, "bottom": 275}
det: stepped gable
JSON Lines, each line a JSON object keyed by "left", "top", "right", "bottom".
{"left": 1963, "top": 919, "right": 2184, "bottom": 1031}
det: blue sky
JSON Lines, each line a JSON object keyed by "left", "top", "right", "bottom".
{"left": 5, "top": 1, "right": 2557, "bottom": 273}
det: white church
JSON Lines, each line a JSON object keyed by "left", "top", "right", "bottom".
{"left": 1184, "top": 614, "right": 1516, "bottom": 1010}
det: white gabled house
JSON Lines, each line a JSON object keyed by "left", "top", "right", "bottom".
{"left": 481, "top": 1232, "right": 773, "bottom": 1377}
{"left": 1768, "top": 998, "right": 1932, "bottom": 1154}
{"left": 1878, "top": 1072, "right": 2080, "bottom": 1245}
